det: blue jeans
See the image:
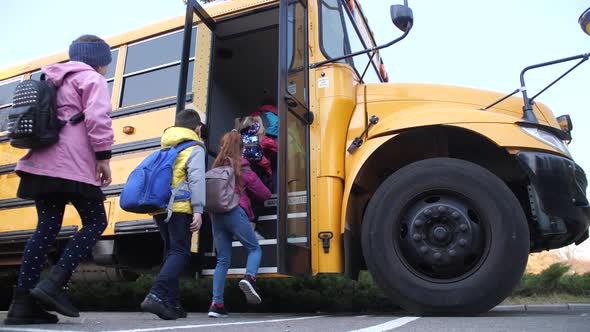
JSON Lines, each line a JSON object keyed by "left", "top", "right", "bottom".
{"left": 150, "top": 213, "right": 191, "bottom": 305}
{"left": 211, "top": 207, "right": 261, "bottom": 304}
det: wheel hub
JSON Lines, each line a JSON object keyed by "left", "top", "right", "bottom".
{"left": 432, "top": 226, "right": 450, "bottom": 243}
{"left": 399, "top": 197, "right": 484, "bottom": 280}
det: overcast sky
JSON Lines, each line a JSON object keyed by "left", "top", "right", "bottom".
{"left": 1, "top": 0, "right": 589, "bottom": 255}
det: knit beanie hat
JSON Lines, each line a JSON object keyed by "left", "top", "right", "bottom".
{"left": 68, "top": 35, "right": 112, "bottom": 67}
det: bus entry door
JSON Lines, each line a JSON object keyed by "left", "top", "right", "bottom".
{"left": 277, "top": 0, "right": 311, "bottom": 276}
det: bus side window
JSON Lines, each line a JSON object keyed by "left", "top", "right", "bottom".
{"left": 119, "top": 28, "right": 197, "bottom": 108}
{"left": 106, "top": 49, "right": 119, "bottom": 97}
{"left": 0, "top": 77, "right": 23, "bottom": 133}
{"left": 30, "top": 72, "right": 43, "bottom": 81}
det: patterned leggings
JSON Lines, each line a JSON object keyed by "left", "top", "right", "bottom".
{"left": 17, "top": 198, "right": 108, "bottom": 290}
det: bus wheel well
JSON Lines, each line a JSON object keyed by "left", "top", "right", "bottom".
{"left": 344, "top": 125, "right": 528, "bottom": 279}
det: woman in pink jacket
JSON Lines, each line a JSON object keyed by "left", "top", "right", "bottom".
{"left": 207, "top": 131, "right": 271, "bottom": 318}
{"left": 5, "top": 35, "right": 114, "bottom": 325}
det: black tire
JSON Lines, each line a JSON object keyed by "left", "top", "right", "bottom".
{"left": 362, "top": 158, "right": 529, "bottom": 315}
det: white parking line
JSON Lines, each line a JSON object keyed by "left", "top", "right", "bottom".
{"left": 348, "top": 316, "right": 420, "bottom": 332}
{"left": 0, "top": 328, "right": 81, "bottom": 332}
{"left": 108, "top": 315, "right": 326, "bottom": 332}
{"left": 0, "top": 315, "right": 325, "bottom": 332}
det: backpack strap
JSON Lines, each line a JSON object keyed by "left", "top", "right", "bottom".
{"left": 175, "top": 140, "right": 206, "bottom": 153}
{"left": 166, "top": 183, "right": 186, "bottom": 222}
{"left": 164, "top": 140, "right": 207, "bottom": 222}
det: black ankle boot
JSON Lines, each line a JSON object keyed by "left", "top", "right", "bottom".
{"left": 4, "top": 287, "right": 59, "bottom": 325}
{"left": 171, "top": 303, "right": 187, "bottom": 318}
{"left": 140, "top": 293, "right": 180, "bottom": 320}
{"left": 30, "top": 265, "right": 79, "bottom": 317}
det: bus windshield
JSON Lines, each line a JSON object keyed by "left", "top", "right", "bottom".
{"left": 319, "top": 0, "right": 382, "bottom": 83}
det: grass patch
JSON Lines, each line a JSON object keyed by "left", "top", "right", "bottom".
{"left": 67, "top": 263, "right": 590, "bottom": 312}
{"left": 513, "top": 263, "right": 590, "bottom": 297}
{"left": 4, "top": 263, "right": 589, "bottom": 312}
{"left": 67, "top": 272, "right": 400, "bottom": 313}
{"left": 503, "top": 293, "right": 590, "bottom": 305}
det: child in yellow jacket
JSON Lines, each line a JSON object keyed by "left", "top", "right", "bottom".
{"left": 140, "top": 109, "right": 205, "bottom": 320}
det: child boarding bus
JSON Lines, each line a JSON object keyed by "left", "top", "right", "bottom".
{"left": 0, "top": 0, "right": 588, "bottom": 315}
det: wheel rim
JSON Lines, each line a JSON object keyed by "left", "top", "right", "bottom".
{"left": 395, "top": 191, "right": 490, "bottom": 282}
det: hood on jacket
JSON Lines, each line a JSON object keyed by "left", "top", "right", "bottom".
{"left": 42, "top": 61, "right": 98, "bottom": 87}
{"left": 257, "top": 104, "right": 278, "bottom": 115}
{"left": 161, "top": 126, "right": 202, "bottom": 147}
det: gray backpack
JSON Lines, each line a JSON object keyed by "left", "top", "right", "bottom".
{"left": 205, "top": 158, "right": 241, "bottom": 213}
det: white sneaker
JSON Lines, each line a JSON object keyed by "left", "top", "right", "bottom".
{"left": 254, "top": 230, "right": 265, "bottom": 240}
{"left": 239, "top": 276, "right": 262, "bottom": 304}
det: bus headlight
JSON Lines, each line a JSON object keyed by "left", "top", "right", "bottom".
{"left": 521, "top": 126, "right": 571, "bottom": 156}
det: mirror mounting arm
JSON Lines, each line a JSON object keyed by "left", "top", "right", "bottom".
{"left": 310, "top": 27, "right": 412, "bottom": 69}
{"left": 360, "top": 51, "right": 378, "bottom": 82}
{"left": 529, "top": 55, "right": 589, "bottom": 103}
{"left": 520, "top": 52, "right": 589, "bottom": 124}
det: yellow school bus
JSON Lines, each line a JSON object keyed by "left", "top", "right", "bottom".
{"left": 1, "top": 0, "right": 589, "bottom": 315}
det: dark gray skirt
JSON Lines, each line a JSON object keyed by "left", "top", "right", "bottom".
{"left": 17, "top": 172, "right": 105, "bottom": 201}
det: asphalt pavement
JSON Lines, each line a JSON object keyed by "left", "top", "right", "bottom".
{"left": 0, "top": 305, "right": 589, "bottom": 332}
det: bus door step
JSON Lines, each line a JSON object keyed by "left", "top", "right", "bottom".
{"left": 201, "top": 237, "right": 308, "bottom": 275}
{"left": 201, "top": 267, "right": 278, "bottom": 276}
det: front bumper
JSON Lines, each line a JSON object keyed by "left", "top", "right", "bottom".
{"left": 516, "top": 152, "right": 590, "bottom": 250}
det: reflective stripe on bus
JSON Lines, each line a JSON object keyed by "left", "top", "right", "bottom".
{"left": 257, "top": 212, "right": 307, "bottom": 222}
{"left": 201, "top": 267, "right": 278, "bottom": 276}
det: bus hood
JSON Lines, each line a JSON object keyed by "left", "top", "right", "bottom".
{"left": 364, "top": 83, "right": 559, "bottom": 128}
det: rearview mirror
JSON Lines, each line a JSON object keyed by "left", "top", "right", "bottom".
{"left": 580, "top": 7, "right": 590, "bottom": 36}
{"left": 391, "top": 4, "right": 414, "bottom": 32}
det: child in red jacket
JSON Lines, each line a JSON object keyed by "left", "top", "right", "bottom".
{"left": 238, "top": 115, "right": 277, "bottom": 190}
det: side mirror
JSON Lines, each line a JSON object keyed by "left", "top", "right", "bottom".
{"left": 391, "top": 4, "right": 414, "bottom": 32}
{"left": 556, "top": 114, "right": 573, "bottom": 133}
{"left": 580, "top": 7, "right": 590, "bottom": 36}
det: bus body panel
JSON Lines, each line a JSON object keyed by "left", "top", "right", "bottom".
{"left": 308, "top": 64, "right": 357, "bottom": 274}
{"left": 341, "top": 133, "right": 398, "bottom": 234}
{"left": 0, "top": 143, "right": 27, "bottom": 166}
{"left": 112, "top": 108, "right": 175, "bottom": 144}
{"left": 364, "top": 83, "right": 554, "bottom": 126}
{"left": 362, "top": 83, "right": 567, "bottom": 156}
{"left": 314, "top": 64, "right": 357, "bottom": 179}
{"left": 0, "top": 201, "right": 113, "bottom": 235}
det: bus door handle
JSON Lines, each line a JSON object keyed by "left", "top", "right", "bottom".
{"left": 318, "top": 231, "right": 334, "bottom": 253}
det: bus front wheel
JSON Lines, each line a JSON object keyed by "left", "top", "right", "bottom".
{"left": 361, "top": 158, "right": 529, "bottom": 315}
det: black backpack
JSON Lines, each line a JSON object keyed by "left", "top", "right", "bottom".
{"left": 7, "top": 74, "right": 83, "bottom": 149}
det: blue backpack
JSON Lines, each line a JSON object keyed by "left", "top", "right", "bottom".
{"left": 119, "top": 140, "right": 204, "bottom": 221}
{"left": 261, "top": 111, "right": 278, "bottom": 138}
